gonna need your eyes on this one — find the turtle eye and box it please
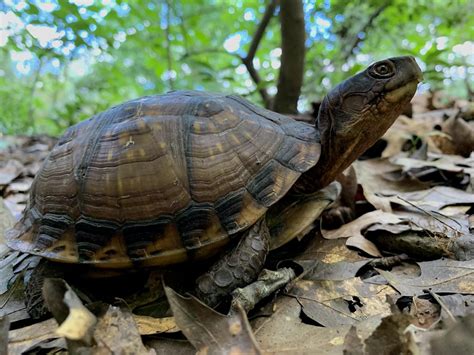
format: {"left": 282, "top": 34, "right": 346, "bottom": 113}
{"left": 369, "top": 61, "right": 395, "bottom": 79}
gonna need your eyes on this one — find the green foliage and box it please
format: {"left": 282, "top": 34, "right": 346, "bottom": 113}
{"left": 0, "top": 0, "right": 472, "bottom": 135}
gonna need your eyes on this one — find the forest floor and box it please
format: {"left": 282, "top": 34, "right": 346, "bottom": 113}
{"left": 1, "top": 92, "right": 474, "bottom": 354}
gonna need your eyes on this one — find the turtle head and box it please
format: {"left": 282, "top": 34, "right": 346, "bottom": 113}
{"left": 312, "top": 56, "right": 422, "bottom": 188}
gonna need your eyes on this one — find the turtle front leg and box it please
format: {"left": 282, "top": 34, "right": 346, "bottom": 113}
{"left": 322, "top": 167, "right": 357, "bottom": 229}
{"left": 195, "top": 218, "right": 270, "bottom": 308}
{"left": 25, "top": 259, "right": 65, "bottom": 319}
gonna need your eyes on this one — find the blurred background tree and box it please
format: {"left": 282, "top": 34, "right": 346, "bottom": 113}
{"left": 0, "top": 0, "right": 473, "bottom": 135}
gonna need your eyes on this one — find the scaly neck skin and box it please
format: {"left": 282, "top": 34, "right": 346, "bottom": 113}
{"left": 295, "top": 89, "right": 407, "bottom": 193}
{"left": 303, "top": 97, "right": 368, "bottom": 191}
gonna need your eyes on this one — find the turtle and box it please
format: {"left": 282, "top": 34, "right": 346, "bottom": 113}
{"left": 6, "top": 56, "right": 422, "bottom": 316}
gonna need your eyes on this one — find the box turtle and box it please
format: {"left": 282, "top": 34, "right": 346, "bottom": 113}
{"left": 6, "top": 56, "right": 422, "bottom": 315}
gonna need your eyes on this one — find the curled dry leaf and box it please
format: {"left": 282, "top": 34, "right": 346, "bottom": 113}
{"left": 42, "top": 278, "right": 96, "bottom": 344}
{"left": 322, "top": 210, "right": 403, "bottom": 257}
{"left": 442, "top": 114, "right": 474, "bottom": 157}
{"left": 164, "top": 286, "right": 261, "bottom": 355}
{"left": 56, "top": 289, "right": 96, "bottom": 342}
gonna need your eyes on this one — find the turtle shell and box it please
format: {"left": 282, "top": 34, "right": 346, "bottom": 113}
{"left": 6, "top": 91, "right": 320, "bottom": 268}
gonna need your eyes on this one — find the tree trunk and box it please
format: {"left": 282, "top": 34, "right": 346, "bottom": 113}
{"left": 273, "top": 0, "right": 305, "bottom": 114}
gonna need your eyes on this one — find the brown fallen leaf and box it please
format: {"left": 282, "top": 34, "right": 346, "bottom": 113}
{"left": 16, "top": 338, "right": 66, "bottom": 354}
{"left": 343, "top": 326, "right": 364, "bottom": 355}
{"left": 3, "top": 193, "right": 28, "bottom": 220}
{"left": 7, "top": 318, "right": 63, "bottom": 355}
{"left": 391, "top": 153, "right": 474, "bottom": 181}
{"left": 4, "top": 177, "right": 33, "bottom": 195}
{"left": 305, "top": 259, "right": 371, "bottom": 281}
{"left": 392, "top": 208, "right": 471, "bottom": 238}
{"left": 437, "top": 294, "right": 474, "bottom": 318}
{"left": 295, "top": 231, "right": 367, "bottom": 265}
{"left": 164, "top": 286, "right": 261, "bottom": 354}
{"left": 353, "top": 158, "right": 429, "bottom": 212}
{"left": 289, "top": 277, "right": 396, "bottom": 327}
{"left": 381, "top": 115, "right": 439, "bottom": 157}
{"left": 378, "top": 258, "right": 474, "bottom": 296}
{"left": 430, "top": 314, "right": 474, "bottom": 355}
{"left": 364, "top": 313, "right": 414, "bottom": 355}
{"left": 0, "top": 276, "right": 30, "bottom": 323}
{"left": 409, "top": 296, "right": 441, "bottom": 329}
{"left": 410, "top": 92, "right": 431, "bottom": 114}
{"left": 92, "top": 304, "right": 154, "bottom": 354}
{"left": 442, "top": 114, "right": 474, "bottom": 157}
{"left": 144, "top": 337, "right": 195, "bottom": 354}
{"left": 0, "top": 316, "right": 8, "bottom": 355}
{"left": 0, "top": 261, "right": 13, "bottom": 295}
{"left": 322, "top": 210, "right": 403, "bottom": 257}
{"left": 380, "top": 186, "right": 474, "bottom": 211}
{"left": 0, "top": 198, "right": 15, "bottom": 257}
{"left": 365, "top": 210, "right": 473, "bottom": 261}
{"left": 43, "top": 279, "right": 154, "bottom": 353}
{"left": 414, "top": 107, "right": 458, "bottom": 122}
{"left": 0, "top": 160, "right": 24, "bottom": 186}
{"left": 253, "top": 296, "right": 353, "bottom": 354}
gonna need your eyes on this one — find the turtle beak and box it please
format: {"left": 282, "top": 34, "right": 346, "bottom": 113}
{"left": 408, "top": 56, "right": 424, "bottom": 83}
{"left": 399, "top": 55, "right": 423, "bottom": 84}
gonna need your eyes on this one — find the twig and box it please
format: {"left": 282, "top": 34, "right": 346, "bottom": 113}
{"left": 396, "top": 195, "right": 462, "bottom": 236}
{"left": 181, "top": 48, "right": 238, "bottom": 60}
{"left": 241, "top": 0, "right": 278, "bottom": 107}
{"left": 180, "top": 1, "right": 277, "bottom": 107}
{"left": 426, "top": 290, "right": 457, "bottom": 324}
{"left": 341, "top": 2, "right": 389, "bottom": 62}
{"left": 170, "top": 1, "right": 189, "bottom": 53}
{"left": 246, "top": 0, "right": 277, "bottom": 62}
